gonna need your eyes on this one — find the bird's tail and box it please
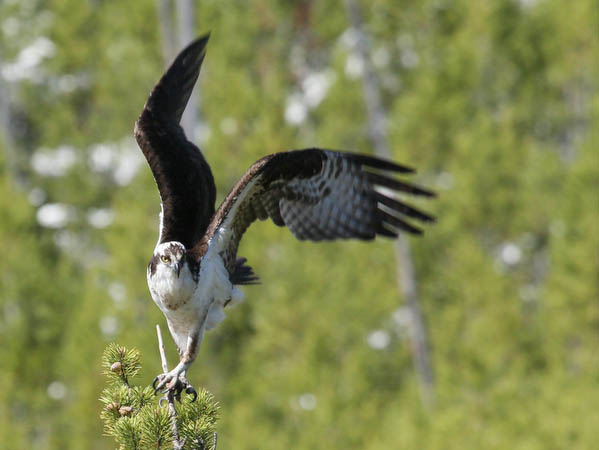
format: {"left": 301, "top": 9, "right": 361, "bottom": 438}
{"left": 230, "top": 257, "right": 260, "bottom": 285}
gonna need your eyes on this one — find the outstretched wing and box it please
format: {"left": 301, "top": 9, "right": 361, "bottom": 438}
{"left": 192, "top": 149, "right": 435, "bottom": 275}
{"left": 134, "top": 34, "right": 216, "bottom": 250}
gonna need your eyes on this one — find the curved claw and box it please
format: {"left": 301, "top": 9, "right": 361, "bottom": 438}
{"left": 153, "top": 375, "right": 169, "bottom": 395}
{"left": 185, "top": 386, "right": 198, "bottom": 402}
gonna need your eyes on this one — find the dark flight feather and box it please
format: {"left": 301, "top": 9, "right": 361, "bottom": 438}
{"left": 199, "top": 149, "right": 435, "bottom": 274}
{"left": 134, "top": 34, "right": 216, "bottom": 249}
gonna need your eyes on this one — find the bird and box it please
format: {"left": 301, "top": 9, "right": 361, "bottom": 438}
{"left": 134, "top": 33, "right": 436, "bottom": 400}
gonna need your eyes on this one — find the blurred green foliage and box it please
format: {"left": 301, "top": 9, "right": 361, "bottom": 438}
{"left": 0, "top": 0, "right": 596, "bottom": 449}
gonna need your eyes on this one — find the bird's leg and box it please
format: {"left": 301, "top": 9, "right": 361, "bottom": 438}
{"left": 153, "top": 325, "right": 205, "bottom": 401}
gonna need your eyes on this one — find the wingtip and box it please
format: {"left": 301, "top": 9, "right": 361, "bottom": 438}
{"left": 179, "top": 33, "right": 210, "bottom": 64}
{"left": 188, "top": 32, "right": 211, "bottom": 52}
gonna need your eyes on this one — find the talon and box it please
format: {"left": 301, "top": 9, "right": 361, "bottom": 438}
{"left": 186, "top": 386, "right": 198, "bottom": 402}
{"left": 153, "top": 375, "right": 169, "bottom": 395}
{"left": 151, "top": 369, "right": 196, "bottom": 400}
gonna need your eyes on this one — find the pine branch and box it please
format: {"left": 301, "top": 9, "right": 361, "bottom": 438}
{"left": 99, "top": 341, "right": 219, "bottom": 449}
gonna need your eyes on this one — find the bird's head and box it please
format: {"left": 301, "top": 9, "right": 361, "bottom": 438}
{"left": 148, "top": 241, "right": 197, "bottom": 308}
{"left": 151, "top": 241, "right": 187, "bottom": 278}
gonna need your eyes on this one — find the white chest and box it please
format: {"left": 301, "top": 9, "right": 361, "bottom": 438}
{"left": 147, "top": 250, "right": 240, "bottom": 336}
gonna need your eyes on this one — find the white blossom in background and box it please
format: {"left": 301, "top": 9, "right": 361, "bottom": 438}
{"left": 114, "top": 139, "right": 144, "bottom": 186}
{"left": 392, "top": 306, "right": 413, "bottom": 340}
{"left": 99, "top": 316, "right": 119, "bottom": 338}
{"left": 87, "top": 208, "right": 114, "bottom": 229}
{"left": 338, "top": 27, "right": 359, "bottom": 49}
{"left": 1, "top": 36, "right": 56, "bottom": 82}
{"left": 396, "top": 33, "right": 420, "bottom": 69}
{"left": 284, "top": 93, "right": 308, "bottom": 125}
{"left": 2, "top": 17, "right": 20, "bottom": 37}
{"left": 519, "top": 0, "right": 539, "bottom": 9}
{"left": 499, "top": 242, "right": 522, "bottom": 266}
{"left": 195, "top": 122, "right": 212, "bottom": 144}
{"left": 36, "top": 203, "right": 73, "bottom": 228}
{"left": 28, "top": 187, "right": 46, "bottom": 206}
{"left": 220, "top": 117, "right": 238, "bottom": 135}
{"left": 31, "top": 145, "right": 77, "bottom": 177}
{"left": 372, "top": 46, "right": 391, "bottom": 68}
{"left": 88, "top": 138, "right": 144, "bottom": 186}
{"left": 301, "top": 70, "right": 336, "bottom": 108}
{"left": 400, "top": 48, "right": 420, "bottom": 69}
{"left": 344, "top": 53, "right": 364, "bottom": 79}
{"left": 298, "top": 393, "right": 317, "bottom": 411}
{"left": 367, "top": 329, "right": 391, "bottom": 350}
{"left": 47, "top": 381, "right": 67, "bottom": 400}
{"left": 284, "top": 70, "right": 336, "bottom": 126}
{"left": 108, "top": 282, "right": 127, "bottom": 309}
{"left": 3, "top": 301, "right": 21, "bottom": 326}
{"left": 436, "top": 171, "right": 455, "bottom": 190}
{"left": 89, "top": 143, "right": 117, "bottom": 172}
{"left": 49, "top": 73, "right": 90, "bottom": 94}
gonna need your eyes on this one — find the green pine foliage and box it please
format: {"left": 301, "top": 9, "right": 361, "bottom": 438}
{"left": 99, "top": 344, "right": 219, "bottom": 450}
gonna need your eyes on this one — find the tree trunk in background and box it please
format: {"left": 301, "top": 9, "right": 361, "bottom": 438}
{"left": 156, "top": 0, "right": 176, "bottom": 65}
{"left": 345, "top": 0, "right": 435, "bottom": 408}
{"left": 0, "top": 52, "right": 22, "bottom": 185}
{"left": 156, "top": 0, "right": 199, "bottom": 139}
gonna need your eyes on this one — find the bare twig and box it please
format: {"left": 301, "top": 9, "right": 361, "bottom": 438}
{"left": 156, "top": 324, "right": 185, "bottom": 449}
{"left": 156, "top": 324, "right": 170, "bottom": 373}
{"left": 345, "top": 0, "right": 435, "bottom": 408}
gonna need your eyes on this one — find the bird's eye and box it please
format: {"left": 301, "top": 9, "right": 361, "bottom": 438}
{"left": 161, "top": 255, "right": 171, "bottom": 263}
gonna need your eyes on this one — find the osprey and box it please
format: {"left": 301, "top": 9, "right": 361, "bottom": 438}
{"left": 134, "top": 34, "right": 435, "bottom": 399}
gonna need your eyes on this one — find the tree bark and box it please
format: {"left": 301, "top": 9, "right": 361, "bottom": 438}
{"left": 156, "top": 0, "right": 176, "bottom": 65}
{"left": 156, "top": 0, "right": 199, "bottom": 140}
{"left": 0, "top": 51, "right": 20, "bottom": 184}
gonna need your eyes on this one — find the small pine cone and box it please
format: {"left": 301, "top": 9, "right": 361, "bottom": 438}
{"left": 119, "top": 406, "right": 133, "bottom": 417}
{"left": 106, "top": 402, "right": 119, "bottom": 412}
{"left": 110, "top": 361, "right": 123, "bottom": 374}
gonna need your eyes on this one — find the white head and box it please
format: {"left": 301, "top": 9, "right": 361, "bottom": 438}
{"left": 150, "top": 241, "right": 187, "bottom": 277}
{"left": 147, "top": 241, "right": 197, "bottom": 308}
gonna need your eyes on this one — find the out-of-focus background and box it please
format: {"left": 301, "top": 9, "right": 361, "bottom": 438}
{"left": 0, "top": 0, "right": 596, "bottom": 448}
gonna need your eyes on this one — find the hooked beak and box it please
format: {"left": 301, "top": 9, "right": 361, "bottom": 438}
{"left": 174, "top": 262, "right": 181, "bottom": 277}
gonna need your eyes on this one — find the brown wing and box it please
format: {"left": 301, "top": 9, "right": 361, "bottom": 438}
{"left": 134, "top": 34, "right": 216, "bottom": 249}
{"left": 192, "top": 149, "right": 435, "bottom": 275}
